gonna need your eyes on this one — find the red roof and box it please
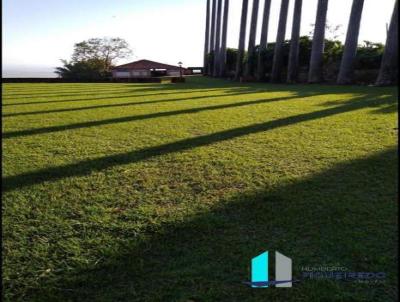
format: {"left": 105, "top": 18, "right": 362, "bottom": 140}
{"left": 113, "top": 59, "right": 184, "bottom": 70}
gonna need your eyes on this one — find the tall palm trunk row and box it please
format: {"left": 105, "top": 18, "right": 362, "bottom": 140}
{"left": 256, "top": 0, "right": 272, "bottom": 81}
{"left": 244, "top": 0, "right": 260, "bottom": 77}
{"left": 203, "top": 0, "right": 398, "bottom": 85}
{"left": 337, "top": 0, "right": 364, "bottom": 84}
{"left": 213, "top": 0, "right": 223, "bottom": 76}
{"left": 376, "top": 0, "right": 398, "bottom": 86}
{"left": 219, "top": 0, "right": 230, "bottom": 77}
{"left": 287, "top": 0, "right": 303, "bottom": 83}
{"left": 203, "top": 0, "right": 211, "bottom": 75}
{"left": 270, "top": 0, "right": 290, "bottom": 83}
{"left": 234, "top": 0, "right": 249, "bottom": 80}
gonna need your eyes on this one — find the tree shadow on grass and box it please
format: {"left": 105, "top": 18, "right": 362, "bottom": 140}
{"left": 25, "top": 147, "right": 398, "bottom": 301}
{"left": 2, "top": 83, "right": 175, "bottom": 97}
{"left": 2, "top": 88, "right": 227, "bottom": 107}
{"left": 3, "top": 94, "right": 396, "bottom": 192}
{"left": 4, "top": 85, "right": 396, "bottom": 137}
{"left": 3, "top": 81, "right": 294, "bottom": 107}
{"left": 4, "top": 76, "right": 391, "bottom": 106}
{"left": 3, "top": 87, "right": 157, "bottom": 99}
{"left": 3, "top": 86, "right": 306, "bottom": 118}
{"left": 2, "top": 93, "right": 305, "bottom": 138}
{"left": 370, "top": 103, "right": 398, "bottom": 115}
{"left": 319, "top": 92, "right": 398, "bottom": 115}
{"left": 3, "top": 77, "right": 262, "bottom": 103}
{"left": 2, "top": 89, "right": 299, "bottom": 117}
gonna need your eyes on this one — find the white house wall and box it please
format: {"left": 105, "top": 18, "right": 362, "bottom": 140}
{"left": 167, "top": 71, "right": 180, "bottom": 76}
{"left": 114, "top": 71, "right": 130, "bottom": 78}
{"left": 130, "top": 70, "right": 151, "bottom": 77}
{"left": 113, "top": 69, "right": 182, "bottom": 78}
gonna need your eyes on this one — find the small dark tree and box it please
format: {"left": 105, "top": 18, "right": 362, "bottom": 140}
{"left": 226, "top": 48, "right": 238, "bottom": 73}
{"left": 354, "top": 41, "right": 384, "bottom": 69}
{"left": 55, "top": 59, "right": 110, "bottom": 80}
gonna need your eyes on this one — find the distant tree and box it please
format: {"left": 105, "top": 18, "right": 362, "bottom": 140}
{"left": 354, "top": 41, "right": 384, "bottom": 69}
{"left": 298, "top": 36, "right": 313, "bottom": 67}
{"left": 323, "top": 39, "right": 343, "bottom": 80}
{"left": 55, "top": 37, "right": 132, "bottom": 79}
{"left": 309, "top": 21, "right": 343, "bottom": 41}
{"left": 226, "top": 48, "right": 239, "bottom": 73}
{"left": 71, "top": 37, "right": 132, "bottom": 71}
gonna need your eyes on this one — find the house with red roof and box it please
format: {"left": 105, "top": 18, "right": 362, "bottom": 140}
{"left": 112, "top": 59, "right": 189, "bottom": 78}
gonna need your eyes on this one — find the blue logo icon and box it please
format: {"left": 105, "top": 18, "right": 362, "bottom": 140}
{"left": 245, "top": 251, "right": 294, "bottom": 288}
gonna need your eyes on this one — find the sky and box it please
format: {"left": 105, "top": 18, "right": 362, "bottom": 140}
{"left": 2, "top": 0, "right": 396, "bottom": 77}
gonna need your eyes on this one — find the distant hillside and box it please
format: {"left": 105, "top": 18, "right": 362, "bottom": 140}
{"left": 2, "top": 65, "right": 57, "bottom": 78}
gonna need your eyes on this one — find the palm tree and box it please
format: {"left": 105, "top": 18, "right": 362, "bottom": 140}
{"left": 376, "top": 0, "right": 398, "bottom": 86}
{"left": 235, "top": 0, "right": 249, "bottom": 80}
{"left": 270, "top": 0, "right": 290, "bottom": 82}
{"left": 213, "top": 0, "right": 223, "bottom": 76}
{"left": 256, "top": 0, "right": 272, "bottom": 81}
{"left": 219, "top": 0, "right": 230, "bottom": 77}
{"left": 287, "top": 0, "right": 303, "bottom": 83}
{"left": 204, "top": 0, "right": 211, "bottom": 75}
{"left": 244, "top": 0, "right": 260, "bottom": 77}
{"left": 308, "top": 0, "right": 329, "bottom": 83}
{"left": 209, "top": 0, "right": 217, "bottom": 75}
{"left": 337, "top": 0, "right": 364, "bottom": 84}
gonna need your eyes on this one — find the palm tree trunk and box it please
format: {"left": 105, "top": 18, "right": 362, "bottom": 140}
{"left": 219, "top": 0, "right": 230, "bottom": 77}
{"left": 270, "top": 0, "right": 290, "bottom": 83}
{"left": 244, "top": 0, "right": 260, "bottom": 77}
{"left": 287, "top": 0, "right": 303, "bottom": 83}
{"left": 204, "top": 0, "right": 211, "bottom": 75}
{"left": 256, "top": 0, "right": 272, "bottom": 81}
{"left": 308, "top": 0, "right": 329, "bottom": 83}
{"left": 235, "top": 0, "right": 249, "bottom": 81}
{"left": 376, "top": 0, "right": 398, "bottom": 86}
{"left": 213, "top": 0, "right": 223, "bottom": 76}
{"left": 209, "top": 0, "right": 217, "bottom": 75}
{"left": 337, "top": 0, "right": 364, "bottom": 84}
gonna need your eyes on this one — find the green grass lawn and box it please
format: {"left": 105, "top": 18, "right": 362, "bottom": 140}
{"left": 2, "top": 77, "right": 398, "bottom": 301}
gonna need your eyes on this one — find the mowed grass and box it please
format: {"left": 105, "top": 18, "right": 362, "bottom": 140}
{"left": 2, "top": 77, "right": 398, "bottom": 301}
